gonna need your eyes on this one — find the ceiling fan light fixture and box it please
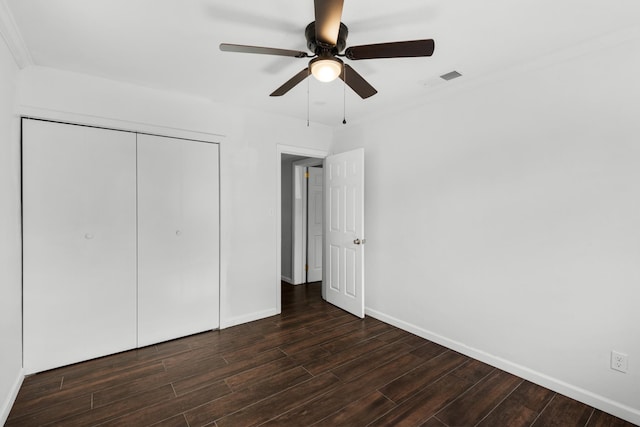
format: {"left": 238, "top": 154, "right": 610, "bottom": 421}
{"left": 310, "top": 56, "right": 343, "bottom": 82}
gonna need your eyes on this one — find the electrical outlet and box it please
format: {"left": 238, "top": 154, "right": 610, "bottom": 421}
{"left": 611, "top": 351, "right": 628, "bottom": 373}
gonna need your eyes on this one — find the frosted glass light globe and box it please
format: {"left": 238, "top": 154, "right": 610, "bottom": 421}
{"left": 310, "top": 57, "right": 343, "bottom": 82}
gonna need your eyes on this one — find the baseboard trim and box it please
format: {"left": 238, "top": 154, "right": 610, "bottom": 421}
{"left": 365, "top": 307, "right": 640, "bottom": 426}
{"left": 281, "top": 276, "right": 293, "bottom": 284}
{"left": 220, "top": 308, "right": 279, "bottom": 330}
{"left": 0, "top": 368, "right": 24, "bottom": 425}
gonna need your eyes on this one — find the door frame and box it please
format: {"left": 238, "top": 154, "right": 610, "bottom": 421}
{"left": 276, "top": 145, "right": 328, "bottom": 314}
{"left": 292, "top": 158, "right": 323, "bottom": 285}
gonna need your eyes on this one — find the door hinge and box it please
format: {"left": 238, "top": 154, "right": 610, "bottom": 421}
{"left": 304, "top": 171, "right": 310, "bottom": 179}
{"left": 305, "top": 264, "right": 309, "bottom": 271}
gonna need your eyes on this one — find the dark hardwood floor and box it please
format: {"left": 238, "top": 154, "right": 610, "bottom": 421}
{"left": 7, "top": 282, "right": 637, "bottom": 426}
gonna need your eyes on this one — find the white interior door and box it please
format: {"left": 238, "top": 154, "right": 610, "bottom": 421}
{"left": 137, "top": 134, "right": 220, "bottom": 347}
{"left": 23, "top": 119, "right": 137, "bottom": 374}
{"left": 307, "top": 166, "right": 323, "bottom": 282}
{"left": 324, "top": 148, "right": 365, "bottom": 318}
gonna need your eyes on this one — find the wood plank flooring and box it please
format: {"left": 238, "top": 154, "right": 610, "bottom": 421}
{"left": 7, "top": 282, "right": 637, "bottom": 426}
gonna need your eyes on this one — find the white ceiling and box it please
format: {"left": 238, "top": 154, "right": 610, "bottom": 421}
{"left": 4, "top": 0, "right": 640, "bottom": 127}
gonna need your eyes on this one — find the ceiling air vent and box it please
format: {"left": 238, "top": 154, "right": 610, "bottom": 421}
{"left": 440, "top": 71, "right": 462, "bottom": 81}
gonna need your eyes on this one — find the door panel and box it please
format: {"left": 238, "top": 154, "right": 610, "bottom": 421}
{"left": 306, "top": 166, "right": 323, "bottom": 282}
{"left": 23, "top": 119, "right": 137, "bottom": 374}
{"left": 330, "top": 245, "right": 340, "bottom": 290}
{"left": 330, "top": 187, "right": 341, "bottom": 231}
{"left": 324, "top": 148, "right": 365, "bottom": 318}
{"left": 137, "top": 134, "right": 220, "bottom": 347}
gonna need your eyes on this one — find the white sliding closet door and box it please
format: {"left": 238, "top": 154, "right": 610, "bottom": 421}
{"left": 137, "top": 134, "right": 220, "bottom": 346}
{"left": 23, "top": 119, "right": 137, "bottom": 374}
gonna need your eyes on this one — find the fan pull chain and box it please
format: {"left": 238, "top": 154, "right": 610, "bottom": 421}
{"left": 307, "top": 69, "right": 310, "bottom": 127}
{"left": 342, "top": 66, "right": 347, "bottom": 125}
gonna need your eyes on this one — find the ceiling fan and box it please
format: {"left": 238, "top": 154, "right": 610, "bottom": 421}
{"left": 220, "top": 0, "right": 435, "bottom": 99}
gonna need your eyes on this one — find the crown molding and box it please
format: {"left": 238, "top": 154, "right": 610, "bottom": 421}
{"left": 0, "top": 0, "right": 33, "bottom": 68}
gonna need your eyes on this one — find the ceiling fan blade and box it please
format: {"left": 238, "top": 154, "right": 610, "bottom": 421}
{"left": 270, "top": 68, "right": 310, "bottom": 96}
{"left": 314, "top": 0, "right": 344, "bottom": 46}
{"left": 345, "top": 39, "right": 435, "bottom": 60}
{"left": 340, "top": 65, "right": 377, "bottom": 99}
{"left": 220, "top": 43, "right": 309, "bottom": 58}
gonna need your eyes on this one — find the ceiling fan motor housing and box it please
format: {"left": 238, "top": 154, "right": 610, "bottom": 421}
{"left": 305, "top": 21, "right": 348, "bottom": 55}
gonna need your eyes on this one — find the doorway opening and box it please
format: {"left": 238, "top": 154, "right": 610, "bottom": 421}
{"left": 276, "top": 145, "right": 328, "bottom": 314}
{"left": 281, "top": 155, "right": 324, "bottom": 285}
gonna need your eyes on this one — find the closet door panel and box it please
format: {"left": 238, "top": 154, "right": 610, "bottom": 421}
{"left": 137, "top": 134, "right": 220, "bottom": 346}
{"left": 23, "top": 119, "right": 137, "bottom": 374}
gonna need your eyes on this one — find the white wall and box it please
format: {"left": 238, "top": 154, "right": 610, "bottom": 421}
{"left": 0, "top": 35, "right": 23, "bottom": 424}
{"left": 16, "top": 66, "right": 332, "bottom": 330}
{"left": 333, "top": 36, "right": 640, "bottom": 423}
